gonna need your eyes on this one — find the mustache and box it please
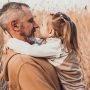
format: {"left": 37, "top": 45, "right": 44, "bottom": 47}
{"left": 27, "top": 27, "right": 36, "bottom": 44}
{"left": 30, "top": 27, "right": 36, "bottom": 37}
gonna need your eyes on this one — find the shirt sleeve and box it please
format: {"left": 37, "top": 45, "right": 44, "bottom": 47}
{"left": 6, "top": 38, "right": 63, "bottom": 57}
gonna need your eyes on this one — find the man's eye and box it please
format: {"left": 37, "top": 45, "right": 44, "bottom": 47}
{"left": 28, "top": 18, "right": 34, "bottom": 23}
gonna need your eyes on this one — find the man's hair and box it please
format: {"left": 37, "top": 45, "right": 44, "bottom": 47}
{"left": 0, "top": 2, "right": 29, "bottom": 31}
{"left": 0, "top": 2, "right": 29, "bottom": 15}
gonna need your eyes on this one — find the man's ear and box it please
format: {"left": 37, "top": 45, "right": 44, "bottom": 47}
{"left": 11, "top": 20, "right": 21, "bottom": 31}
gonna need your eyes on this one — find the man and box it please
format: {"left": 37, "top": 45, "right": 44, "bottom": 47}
{"left": 0, "top": 2, "right": 60, "bottom": 90}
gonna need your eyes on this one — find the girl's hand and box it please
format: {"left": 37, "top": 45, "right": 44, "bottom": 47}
{"left": 3, "top": 30, "right": 12, "bottom": 44}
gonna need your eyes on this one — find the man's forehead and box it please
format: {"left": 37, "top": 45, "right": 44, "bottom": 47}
{"left": 22, "top": 6, "right": 32, "bottom": 14}
{"left": 23, "top": 7, "right": 33, "bottom": 19}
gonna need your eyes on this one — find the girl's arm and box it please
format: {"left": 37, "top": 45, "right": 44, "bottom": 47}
{"left": 6, "top": 38, "right": 62, "bottom": 57}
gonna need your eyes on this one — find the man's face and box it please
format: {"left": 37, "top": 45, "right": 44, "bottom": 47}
{"left": 20, "top": 6, "right": 38, "bottom": 38}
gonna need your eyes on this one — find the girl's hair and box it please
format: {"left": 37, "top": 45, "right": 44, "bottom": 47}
{"left": 51, "top": 12, "right": 79, "bottom": 53}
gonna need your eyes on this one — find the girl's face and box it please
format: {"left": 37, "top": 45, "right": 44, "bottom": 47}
{"left": 52, "top": 14, "right": 66, "bottom": 38}
{"left": 39, "top": 13, "right": 54, "bottom": 39}
{"left": 35, "top": 13, "right": 67, "bottom": 39}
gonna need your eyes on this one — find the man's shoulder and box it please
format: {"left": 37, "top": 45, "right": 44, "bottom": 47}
{"left": 2, "top": 49, "right": 35, "bottom": 68}
{"left": 6, "top": 49, "right": 34, "bottom": 63}
{"left": 4, "top": 49, "right": 37, "bottom": 75}
{"left": 2, "top": 49, "right": 52, "bottom": 73}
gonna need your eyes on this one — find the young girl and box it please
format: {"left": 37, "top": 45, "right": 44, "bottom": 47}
{"left": 5, "top": 12, "right": 86, "bottom": 90}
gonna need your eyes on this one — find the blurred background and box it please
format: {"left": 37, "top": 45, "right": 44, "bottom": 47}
{"left": 0, "top": 0, "right": 90, "bottom": 11}
{"left": 0, "top": 0, "right": 90, "bottom": 89}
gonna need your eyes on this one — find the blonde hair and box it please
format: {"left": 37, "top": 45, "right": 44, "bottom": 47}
{"left": 51, "top": 12, "right": 79, "bottom": 53}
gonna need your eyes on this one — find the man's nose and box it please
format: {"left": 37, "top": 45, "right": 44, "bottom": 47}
{"left": 33, "top": 22, "right": 39, "bottom": 28}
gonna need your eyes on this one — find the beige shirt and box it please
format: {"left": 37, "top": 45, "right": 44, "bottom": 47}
{"left": 1, "top": 49, "right": 61, "bottom": 90}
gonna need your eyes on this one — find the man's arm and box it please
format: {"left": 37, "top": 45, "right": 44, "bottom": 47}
{"left": 6, "top": 38, "right": 62, "bottom": 57}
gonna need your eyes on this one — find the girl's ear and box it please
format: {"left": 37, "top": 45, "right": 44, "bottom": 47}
{"left": 11, "top": 20, "right": 21, "bottom": 32}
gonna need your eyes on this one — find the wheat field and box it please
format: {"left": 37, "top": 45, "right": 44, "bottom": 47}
{"left": 0, "top": 8, "right": 90, "bottom": 89}
{"left": 67, "top": 9, "right": 90, "bottom": 88}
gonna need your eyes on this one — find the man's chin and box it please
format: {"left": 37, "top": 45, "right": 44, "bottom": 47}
{"left": 27, "top": 36, "right": 36, "bottom": 44}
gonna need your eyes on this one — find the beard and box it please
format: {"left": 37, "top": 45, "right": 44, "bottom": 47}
{"left": 20, "top": 27, "right": 36, "bottom": 44}
{"left": 20, "top": 27, "right": 36, "bottom": 37}
{"left": 30, "top": 27, "right": 36, "bottom": 37}
{"left": 28, "top": 27, "right": 36, "bottom": 44}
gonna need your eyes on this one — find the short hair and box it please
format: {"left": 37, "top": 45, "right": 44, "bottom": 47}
{"left": 0, "top": 2, "right": 29, "bottom": 16}
{"left": 0, "top": 2, "right": 30, "bottom": 31}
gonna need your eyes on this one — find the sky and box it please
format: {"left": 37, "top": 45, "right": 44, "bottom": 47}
{"left": 0, "top": 0, "right": 90, "bottom": 12}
